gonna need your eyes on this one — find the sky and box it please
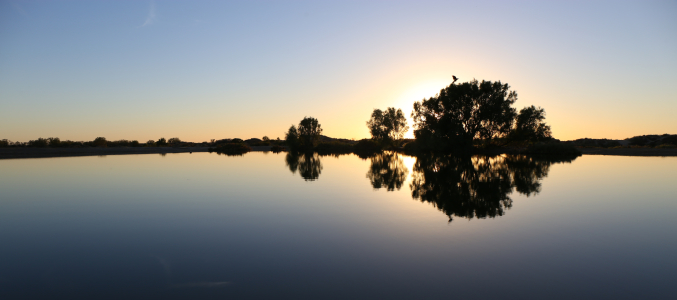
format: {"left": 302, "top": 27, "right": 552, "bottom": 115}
{"left": 1, "top": 0, "right": 675, "bottom": 142}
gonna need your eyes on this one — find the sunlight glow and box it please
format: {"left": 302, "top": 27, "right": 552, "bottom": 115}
{"left": 393, "top": 79, "right": 451, "bottom": 139}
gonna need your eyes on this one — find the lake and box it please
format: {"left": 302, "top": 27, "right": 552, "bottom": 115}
{"left": 1, "top": 152, "right": 675, "bottom": 299}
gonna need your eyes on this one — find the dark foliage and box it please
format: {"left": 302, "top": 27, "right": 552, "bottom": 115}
{"left": 209, "top": 143, "right": 252, "bottom": 155}
{"left": 353, "top": 139, "right": 382, "bottom": 156}
{"left": 410, "top": 154, "right": 577, "bottom": 221}
{"left": 27, "top": 138, "right": 49, "bottom": 147}
{"left": 366, "top": 152, "right": 409, "bottom": 191}
{"left": 298, "top": 117, "right": 323, "bottom": 150}
{"left": 285, "top": 152, "right": 322, "bottom": 181}
{"left": 568, "top": 138, "right": 621, "bottom": 148}
{"left": 510, "top": 106, "right": 552, "bottom": 142}
{"left": 168, "top": 137, "right": 181, "bottom": 146}
{"left": 523, "top": 142, "right": 581, "bottom": 156}
{"left": 412, "top": 79, "right": 517, "bottom": 151}
{"left": 285, "top": 125, "right": 299, "bottom": 150}
{"left": 271, "top": 145, "right": 286, "bottom": 153}
{"left": 628, "top": 134, "right": 677, "bottom": 147}
{"left": 315, "top": 141, "right": 354, "bottom": 155}
{"left": 367, "top": 107, "right": 408, "bottom": 145}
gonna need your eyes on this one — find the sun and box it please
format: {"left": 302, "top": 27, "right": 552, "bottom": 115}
{"left": 392, "top": 79, "right": 451, "bottom": 138}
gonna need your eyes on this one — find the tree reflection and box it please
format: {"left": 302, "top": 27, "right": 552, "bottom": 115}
{"left": 286, "top": 152, "right": 323, "bottom": 181}
{"left": 367, "top": 152, "right": 409, "bottom": 191}
{"left": 410, "top": 154, "right": 577, "bottom": 221}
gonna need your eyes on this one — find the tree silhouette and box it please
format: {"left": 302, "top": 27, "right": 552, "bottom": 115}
{"left": 367, "top": 107, "right": 408, "bottom": 145}
{"left": 286, "top": 152, "right": 323, "bottom": 181}
{"left": 409, "top": 154, "right": 577, "bottom": 221}
{"left": 510, "top": 106, "right": 552, "bottom": 142}
{"left": 285, "top": 125, "right": 299, "bottom": 150}
{"left": 297, "top": 117, "right": 322, "bottom": 150}
{"left": 411, "top": 79, "right": 517, "bottom": 151}
{"left": 366, "top": 152, "right": 409, "bottom": 191}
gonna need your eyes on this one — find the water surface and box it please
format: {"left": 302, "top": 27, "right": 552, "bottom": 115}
{"left": 0, "top": 152, "right": 675, "bottom": 299}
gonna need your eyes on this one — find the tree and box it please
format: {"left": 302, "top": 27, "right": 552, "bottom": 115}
{"left": 48, "top": 137, "right": 61, "bottom": 147}
{"left": 510, "top": 106, "right": 552, "bottom": 142}
{"left": 367, "top": 107, "right": 408, "bottom": 145}
{"left": 156, "top": 137, "right": 167, "bottom": 146}
{"left": 411, "top": 79, "right": 517, "bottom": 151}
{"left": 92, "top": 137, "right": 107, "bottom": 147}
{"left": 285, "top": 125, "right": 299, "bottom": 150}
{"left": 366, "top": 152, "right": 409, "bottom": 191}
{"left": 297, "top": 117, "right": 322, "bottom": 150}
{"left": 168, "top": 137, "right": 181, "bottom": 146}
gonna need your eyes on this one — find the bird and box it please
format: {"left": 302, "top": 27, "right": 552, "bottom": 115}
{"left": 452, "top": 75, "right": 458, "bottom": 81}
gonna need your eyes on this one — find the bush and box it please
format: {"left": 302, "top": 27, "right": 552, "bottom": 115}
{"left": 523, "top": 142, "right": 581, "bottom": 156}
{"left": 315, "top": 141, "right": 354, "bottom": 155}
{"left": 28, "top": 138, "right": 49, "bottom": 147}
{"left": 271, "top": 145, "right": 286, "bottom": 153}
{"left": 92, "top": 137, "right": 107, "bottom": 147}
{"left": 354, "top": 139, "right": 382, "bottom": 155}
{"left": 168, "top": 137, "right": 181, "bottom": 146}
{"left": 209, "top": 143, "right": 251, "bottom": 155}
{"left": 661, "top": 135, "right": 677, "bottom": 145}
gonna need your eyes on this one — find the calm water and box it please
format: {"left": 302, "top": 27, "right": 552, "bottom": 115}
{"left": 0, "top": 152, "right": 675, "bottom": 299}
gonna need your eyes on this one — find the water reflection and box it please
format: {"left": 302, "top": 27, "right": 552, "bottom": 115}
{"left": 286, "top": 152, "right": 323, "bottom": 181}
{"left": 410, "top": 154, "right": 577, "bottom": 221}
{"left": 367, "top": 152, "right": 409, "bottom": 191}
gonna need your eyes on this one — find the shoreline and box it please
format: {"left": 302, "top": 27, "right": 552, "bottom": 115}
{"left": 577, "top": 147, "right": 677, "bottom": 157}
{"left": 0, "top": 147, "right": 212, "bottom": 160}
{"left": 1, "top": 146, "right": 676, "bottom": 160}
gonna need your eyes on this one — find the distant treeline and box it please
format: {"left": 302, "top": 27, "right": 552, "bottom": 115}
{"left": 281, "top": 78, "right": 580, "bottom": 156}
{"left": 567, "top": 134, "right": 677, "bottom": 148}
{"left": 0, "top": 137, "right": 245, "bottom": 148}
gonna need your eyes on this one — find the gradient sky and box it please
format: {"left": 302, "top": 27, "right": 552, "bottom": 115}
{"left": 1, "top": 0, "right": 675, "bottom": 142}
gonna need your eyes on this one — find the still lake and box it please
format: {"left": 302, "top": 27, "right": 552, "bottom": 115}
{"left": 1, "top": 152, "right": 675, "bottom": 299}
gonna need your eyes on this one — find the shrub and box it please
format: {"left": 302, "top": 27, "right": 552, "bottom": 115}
{"left": 354, "top": 139, "right": 382, "bottom": 155}
{"left": 523, "top": 142, "right": 581, "bottom": 156}
{"left": 28, "top": 138, "right": 49, "bottom": 147}
{"left": 209, "top": 143, "right": 251, "bottom": 155}
{"left": 315, "top": 141, "right": 353, "bottom": 155}
{"left": 48, "top": 137, "right": 61, "bottom": 147}
{"left": 168, "top": 137, "right": 181, "bottom": 146}
{"left": 271, "top": 145, "right": 286, "bottom": 153}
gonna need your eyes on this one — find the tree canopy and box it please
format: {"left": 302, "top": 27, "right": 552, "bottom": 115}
{"left": 510, "top": 106, "right": 552, "bottom": 142}
{"left": 367, "top": 107, "right": 408, "bottom": 145}
{"left": 297, "top": 117, "right": 322, "bottom": 149}
{"left": 411, "top": 79, "right": 517, "bottom": 151}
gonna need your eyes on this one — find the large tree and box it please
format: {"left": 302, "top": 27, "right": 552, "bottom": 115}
{"left": 297, "top": 116, "right": 322, "bottom": 149}
{"left": 367, "top": 107, "right": 408, "bottom": 145}
{"left": 411, "top": 79, "right": 517, "bottom": 151}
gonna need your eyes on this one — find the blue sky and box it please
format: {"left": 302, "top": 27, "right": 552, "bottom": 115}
{"left": 1, "top": 0, "right": 675, "bottom": 142}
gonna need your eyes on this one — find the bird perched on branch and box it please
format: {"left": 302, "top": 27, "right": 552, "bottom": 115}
{"left": 452, "top": 75, "right": 458, "bottom": 84}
